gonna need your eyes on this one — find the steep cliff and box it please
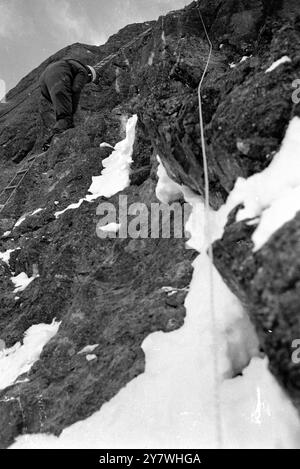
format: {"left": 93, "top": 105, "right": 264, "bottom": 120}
{"left": 0, "top": 0, "right": 300, "bottom": 449}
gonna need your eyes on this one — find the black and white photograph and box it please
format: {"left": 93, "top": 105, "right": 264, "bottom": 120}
{"left": 0, "top": 0, "right": 300, "bottom": 455}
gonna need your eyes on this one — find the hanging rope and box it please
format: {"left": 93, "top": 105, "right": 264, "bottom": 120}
{"left": 196, "top": 0, "right": 223, "bottom": 449}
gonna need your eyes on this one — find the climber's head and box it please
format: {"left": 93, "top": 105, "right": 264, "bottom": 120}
{"left": 87, "top": 65, "right": 97, "bottom": 83}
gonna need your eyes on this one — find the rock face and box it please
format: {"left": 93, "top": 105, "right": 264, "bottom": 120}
{"left": 0, "top": 0, "right": 300, "bottom": 447}
{"left": 213, "top": 211, "right": 300, "bottom": 414}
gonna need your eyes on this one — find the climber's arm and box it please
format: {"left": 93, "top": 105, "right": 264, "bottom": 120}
{"left": 72, "top": 70, "right": 89, "bottom": 113}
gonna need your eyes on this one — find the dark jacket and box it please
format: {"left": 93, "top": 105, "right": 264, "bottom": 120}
{"left": 40, "top": 59, "right": 91, "bottom": 128}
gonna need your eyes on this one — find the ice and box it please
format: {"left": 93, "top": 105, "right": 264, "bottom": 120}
{"left": 0, "top": 320, "right": 60, "bottom": 391}
{"left": 266, "top": 56, "right": 291, "bottom": 73}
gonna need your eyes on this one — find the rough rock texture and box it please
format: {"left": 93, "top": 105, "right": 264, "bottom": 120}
{"left": 0, "top": 0, "right": 300, "bottom": 447}
{"left": 213, "top": 211, "right": 300, "bottom": 413}
{"left": 142, "top": 0, "right": 300, "bottom": 208}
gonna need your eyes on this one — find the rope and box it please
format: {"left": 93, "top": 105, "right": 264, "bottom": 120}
{"left": 1, "top": 28, "right": 153, "bottom": 120}
{"left": 196, "top": 1, "right": 223, "bottom": 449}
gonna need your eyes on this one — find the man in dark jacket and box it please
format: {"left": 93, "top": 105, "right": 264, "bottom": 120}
{"left": 39, "top": 58, "right": 97, "bottom": 148}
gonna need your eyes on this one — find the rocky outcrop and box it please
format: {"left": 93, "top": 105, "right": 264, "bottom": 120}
{"left": 213, "top": 210, "right": 300, "bottom": 414}
{"left": 142, "top": 0, "right": 300, "bottom": 208}
{"left": 0, "top": 0, "right": 300, "bottom": 447}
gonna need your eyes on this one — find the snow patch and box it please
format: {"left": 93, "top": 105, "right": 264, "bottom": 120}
{"left": 12, "top": 157, "right": 300, "bottom": 449}
{"left": 2, "top": 231, "right": 11, "bottom": 237}
{"left": 0, "top": 248, "right": 19, "bottom": 266}
{"left": 31, "top": 208, "right": 43, "bottom": 216}
{"left": 148, "top": 51, "right": 155, "bottom": 66}
{"left": 11, "top": 272, "right": 38, "bottom": 293}
{"left": 180, "top": 116, "right": 300, "bottom": 252}
{"left": 156, "top": 156, "right": 182, "bottom": 204}
{"left": 266, "top": 56, "right": 291, "bottom": 73}
{"left": 227, "top": 117, "right": 300, "bottom": 250}
{"left": 230, "top": 55, "right": 251, "bottom": 68}
{"left": 14, "top": 208, "right": 43, "bottom": 228}
{"left": 78, "top": 344, "right": 99, "bottom": 355}
{"left": 55, "top": 115, "right": 138, "bottom": 218}
{"left": 14, "top": 215, "right": 27, "bottom": 228}
{"left": 11, "top": 253, "right": 299, "bottom": 449}
{"left": 0, "top": 320, "right": 60, "bottom": 391}
{"left": 86, "top": 355, "right": 97, "bottom": 362}
{"left": 88, "top": 114, "right": 137, "bottom": 198}
{"left": 55, "top": 199, "right": 85, "bottom": 218}
{"left": 99, "top": 223, "right": 121, "bottom": 233}
{"left": 100, "top": 142, "right": 114, "bottom": 149}
{"left": 10, "top": 119, "right": 300, "bottom": 449}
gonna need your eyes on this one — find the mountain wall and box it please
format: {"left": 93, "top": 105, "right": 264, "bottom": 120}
{"left": 0, "top": 0, "right": 300, "bottom": 448}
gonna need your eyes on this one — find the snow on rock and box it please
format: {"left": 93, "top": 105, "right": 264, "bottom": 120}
{"left": 14, "top": 215, "right": 27, "bottom": 228}
{"left": 100, "top": 142, "right": 114, "bottom": 149}
{"left": 11, "top": 272, "right": 38, "bottom": 293}
{"left": 31, "top": 208, "right": 43, "bottom": 216}
{"left": 55, "top": 115, "right": 138, "bottom": 218}
{"left": 11, "top": 252, "right": 300, "bottom": 449}
{"left": 0, "top": 248, "right": 19, "bottom": 266}
{"left": 88, "top": 115, "right": 137, "bottom": 198}
{"left": 230, "top": 56, "right": 251, "bottom": 68}
{"left": 78, "top": 344, "right": 99, "bottom": 355}
{"left": 55, "top": 199, "right": 85, "bottom": 218}
{"left": 2, "top": 231, "right": 11, "bottom": 238}
{"left": 148, "top": 51, "right": 155, "bottom": 66}
{"left": 0, "top": 320, "right": 60, "bottom": 391}
{"left": 226, "top": 117, "right": 300, "bottom": 250}
{"left": 86, "top": 355, "right": 97, "bottom": 362}
{"left": 156, "top": 156, "right": 183, "bottom": 204}
{"left": 99, "top": 223, "right": 121, "bottom": 233}
{"left": 266, "top": 56, "right": 291, "bottom": 73}
{"left": 11, "top": 158, "right": 300, "bottom": 449}
{"left": 14, "top": 208, "right": 43, "bottom": 228}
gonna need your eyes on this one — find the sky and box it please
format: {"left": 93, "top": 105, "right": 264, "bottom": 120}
{"left": 0, "top": 0, "right": 189, "bottom": 99}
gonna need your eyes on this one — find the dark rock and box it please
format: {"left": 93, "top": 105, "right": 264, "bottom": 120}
{"left": 0, "top": 0, "right": 300, "bottom": 447}
{"left": 213, "top": 211, "right": 300, "bottom": 412}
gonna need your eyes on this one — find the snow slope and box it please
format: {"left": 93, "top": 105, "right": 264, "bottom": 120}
{"left": 11, "top": 126, "right": 300, "bottom": 448}
{"left": 0, "top": 321, "right": 60, "bottom": 391}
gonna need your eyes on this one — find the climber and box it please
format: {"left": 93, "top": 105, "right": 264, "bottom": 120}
{"left": 39, "top": 58, "right": 97, "bottom": 150}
